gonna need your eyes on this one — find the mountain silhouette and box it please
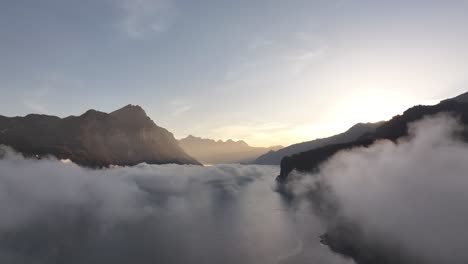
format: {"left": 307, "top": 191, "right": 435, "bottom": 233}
{"left": 441, "top": 90, "right": 468, "bottom": 103}
{"left": 179, "top": 135, "right": 282, "bottom": 164}
{"left": 277, "top": 97, "right": 468, "bottom": 181}
{"left": 253, "top": 122, "right": 381, "bottom": 165}
{"left": 0, "top": 104, "right": 201, "bottom": 167}
{"left": 276, "top": 92, "right": 468, "bottom": 264}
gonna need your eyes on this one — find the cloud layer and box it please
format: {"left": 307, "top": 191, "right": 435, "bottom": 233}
{"left": 118, "top": 0, "right": 174, "bottom": 38}
{"left": 0, "top": 148, "right": 350, "bottom": 264}
{"left": 291, "top": 114, "right": 468, "bottom": 263}
{"left": 5, "top": 114, "right": 465, "bottom": 263}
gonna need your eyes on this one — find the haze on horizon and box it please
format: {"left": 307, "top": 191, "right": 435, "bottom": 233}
{"left": 1, "top": 0, "right": 468, "bottom": 147}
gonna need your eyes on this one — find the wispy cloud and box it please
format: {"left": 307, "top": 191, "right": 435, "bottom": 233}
{"left": 118, "top": 0, "right": 174, "bottom": 38}
{"left": 284, "top": 47, "right": 327, "bottom": 76}
{"left": 224, "top": 33, "right": 327, "bottom": 83}
{"left": 248, "top": 37, "right": 274, "bottom": 51}
{"left": 23, "top": 98, "right": 48, "bottom": 114}
{"left": 20, "top": 72, "right": 84, "bottom": 115}
{"left": 22, "top": 81, "right": 54, "bottom": 114}
{"left": 282, "top": 32, "right": 328, "bottom": 75}
{"left": 169, "top": 100, "right": 192, "bottom": 116}
{"left": 172, "top": 104, "right": 192, "bottom": 116}
{"left": 285, "top": 49, "right": 325, "bottom": 61}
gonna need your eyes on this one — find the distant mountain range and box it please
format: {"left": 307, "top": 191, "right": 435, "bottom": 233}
{"left": 0, "top": 105, "right": 200, "bottom": 167}
{"left": 253, "top": 122, "right": 382, "bottom": 165}
{"left": 178, "top": 135, "right": 282, "bottom": 164}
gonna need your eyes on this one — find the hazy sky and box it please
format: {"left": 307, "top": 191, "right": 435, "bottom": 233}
{"left": 1, "top": 0, "right": 468, "bottom": 146}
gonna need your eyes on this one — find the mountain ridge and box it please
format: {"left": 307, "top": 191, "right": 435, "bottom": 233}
{"left": 276, "top": 91, "right": 468, "bottom": 264}
{"left": 278, "top": 97, "right": 468, "bottom": 181}
{"left": 178, "top": 135, "right": 282, "bottom": 164}
{"left": 254, "top": 121, "right": 382, "bottom": 165}
{"left": 0, "top": 105, "right": 201, "bottom": 167}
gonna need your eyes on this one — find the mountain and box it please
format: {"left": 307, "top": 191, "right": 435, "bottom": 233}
{"left": 178, "top": 135, "right": 282, "bottom": 164}
{"left": 277, "top": 92, "right": 468, "bottom": 264}
{"left": 442, "top": 90, "right": 468, "bottom": 103}
{"left": 0, "top": 105, "right": 201, "bottom": 167}
{"left": 278, "top": 98, "right": 468, "bottom": 181}
{"left": 253, "top": 122, "right": 381, "bottom": 165}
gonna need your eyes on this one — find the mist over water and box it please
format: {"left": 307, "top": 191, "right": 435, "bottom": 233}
{"left": 0, "top": 148, "right": 350, "bottom": 264}
{"left": 289, "top": 114, "right": 468, "bottom": 264}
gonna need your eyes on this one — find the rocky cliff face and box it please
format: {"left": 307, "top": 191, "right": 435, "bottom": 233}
{"left": 0, "top": 104, "right": 201, "bottom": 167}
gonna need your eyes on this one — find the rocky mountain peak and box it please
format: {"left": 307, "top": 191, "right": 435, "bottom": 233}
{"left": 110, "top": 104, "right": 153, "bottom": 126}
{"left": 111, "top": 104, "right": 147, "bottom": 117}
{"left": 0, "top": 105, "right": 201, "bottom": 167}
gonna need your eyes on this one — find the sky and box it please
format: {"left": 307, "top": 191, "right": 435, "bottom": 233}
{"left": 1, "top": 0, "right": 468, "bottom": 147}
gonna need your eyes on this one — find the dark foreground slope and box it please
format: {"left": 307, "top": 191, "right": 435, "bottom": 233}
{"left": 179, "top": 135, "right": 282, "bottom": 164}
{"left": 278, "top": 99, "right": 468, "bottom": 181}
{"left": 255, "top": 122, "right": 380, "bottom": 165}
{"left": 277, "top": 96, "right": 468, "bottom": 264}
{"left": 0, "top": 105, "right": 200, "bottom": 167}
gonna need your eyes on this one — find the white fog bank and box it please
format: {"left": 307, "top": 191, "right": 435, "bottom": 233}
{"left": 294, "top": 114, "right": 468, "bottom": 263}
{"left": 0, "top": 147, "right": 350, "bottom": 264}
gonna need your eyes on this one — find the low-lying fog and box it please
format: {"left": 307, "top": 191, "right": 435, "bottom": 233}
{"left": 3, "top": 114, "right": 468, "bottom": 264}
{"left": 286, "top": 114, "right": 468, "bottom": 264}
{"left": 0, "top": 148, "right": 350, "bottom": 264}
